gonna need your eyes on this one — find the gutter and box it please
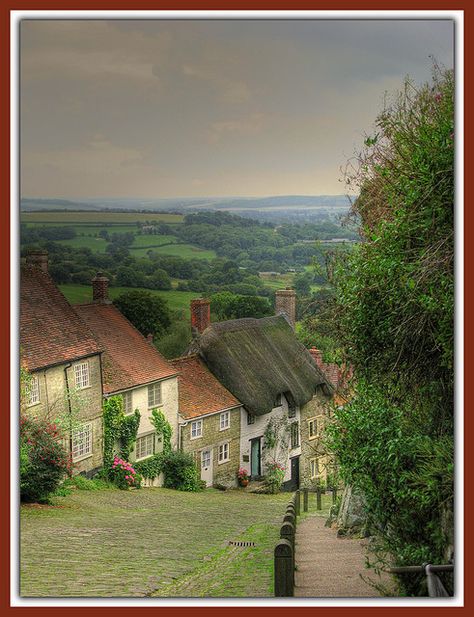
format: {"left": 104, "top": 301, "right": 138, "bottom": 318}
{"left": 63, "top": 362, "right": 73, "bottom": 476}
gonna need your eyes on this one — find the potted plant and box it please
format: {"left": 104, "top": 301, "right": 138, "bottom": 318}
{"left": 237, "top": 467, "right": 249, "bottom": 487}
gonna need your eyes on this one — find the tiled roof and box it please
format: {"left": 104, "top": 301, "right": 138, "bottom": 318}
{"left": 20, "top": 265, "right": 102, "bottom": 371}
{"left": 308, "top": 348, "right": 353, "bottom": 394}
{"left": 170, "top": 355, "right": 241, "bottom": 419}
{"left": 74, "top": 304, "right": 177, "bottom": 394}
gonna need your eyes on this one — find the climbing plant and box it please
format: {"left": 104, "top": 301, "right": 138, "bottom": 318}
{"left": 102, "top": 395, "right": 140, "bottom": 470}
{"left": 133, "top": 409, "right": 173, "bottom": 480}
{"left": 150, "top": 408, "right": 172, "bottom": 454}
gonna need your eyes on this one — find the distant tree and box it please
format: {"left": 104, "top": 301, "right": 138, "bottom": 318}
{"left": 211, "top": 291, "right": 272, "bottom": 320}
{"left": 98, "top": 229, "right": 110, "bottom": 241}
{"left": 294, "top": 272, "right": 312, "bottom": 297}
{"left": 115, "top": 266, "right": 146, "bottom": 288}
{"left": 147, "top": 268, "right": 172, "bottom": 290}
{"left": 49, "top": 263, "right": 71, "bottom": 284}
{"left": 113, "top": 290, "right": 172, "bottom": 338}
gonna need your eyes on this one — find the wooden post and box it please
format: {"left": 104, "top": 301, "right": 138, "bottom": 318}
{"left": 280, "top": 521, "right": 295, "bottom": 552}
{"left": 283, "top": 512, "right": 295, "bottom": 526}
{"left": 316, "top": 487, "right": 322, "bottom": 510}
{"left": 274, "top": 539, "right": 294, "bottom": 597}
{"left": 295, "top": 490, "right": 301, "bottom": 516}
{"left": 303, "top": 488, "right": 309, "bottom": 512}
{"left": 332, "top": 487, "right": 337, "bottom": 505}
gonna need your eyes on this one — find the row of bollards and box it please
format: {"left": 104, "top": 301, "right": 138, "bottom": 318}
{"left": 274, "top": 489, "right": 308, "bottom": 597}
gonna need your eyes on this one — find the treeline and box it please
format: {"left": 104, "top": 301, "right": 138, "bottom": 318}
{"left": 164, "top": 211, "right": 356, "bottom": 272}
{"left": 19, "top": 241, "right": 283, "bottom": 298}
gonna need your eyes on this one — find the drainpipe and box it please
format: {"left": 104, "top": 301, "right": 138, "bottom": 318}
{"left": 178, "top": 422, "right": 189, "bottom": 451}
{"left": 63, "top": 362, "right": 73, "bottom": 477}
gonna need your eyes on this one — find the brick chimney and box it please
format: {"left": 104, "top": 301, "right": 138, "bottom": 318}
{"left": 191, "top": 298, "right": 211, "bottom": 335}
{"left": 309, "top": 347, "right": 323, "bottom": 367}
{"left": 275, "top": 288, "right": 296, "bottom": 329}
{"left": 26, "top": 249, "right": 48, "bottom": 272}
{"left": 92, "top": 273, "right": 112, "bottom": 304}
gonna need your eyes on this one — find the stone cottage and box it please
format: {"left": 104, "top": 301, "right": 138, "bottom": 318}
{"left": 186, "top": 295, "right": 331, "bottom": 490}
{"left": 74, "top": 274, "right": 180, "bottom": 484}
{"left": 20, "top": 251, "right": 104, "bottom": 475}
{"left": 170, "top": 355, "right": 242, "bottom": 487}
{"left": 299, "top": 348, "right": 352, "bottom": 489}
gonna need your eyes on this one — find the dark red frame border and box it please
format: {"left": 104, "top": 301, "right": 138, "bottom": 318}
{"left": 1, "top": 2, "right": 469, "bottom": 614}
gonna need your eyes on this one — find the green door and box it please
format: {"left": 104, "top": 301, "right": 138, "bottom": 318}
{"left": 250, "top": 438, "right": 261, "bottom": 478}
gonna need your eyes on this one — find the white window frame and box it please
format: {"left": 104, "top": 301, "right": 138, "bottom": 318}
{"left": 219, "top": 411, "right": 230, "bottom": 431}
{"left": 201, "top": 449, "right": 211, "bottom": 468}
{"left": 191, "top": 420, "right": 203, "bottom": 440}
{"left": 26, "top": 375, "right": 40, "bottom": 407}
{"left": 308, "top": 416, "right": 324, "bottom": 439}
{"left": 135, "top": 432, "right": 155, "bottom": 460}
{"left": 290, "top": 421, "right": 300, "bottom": 448}
{"left": 310, "top": 457, "right": 320, "bottom": 479}
{"left": 148, "top": 382, "right": 162, "bottom": 408}
{"left": 74, "top": 361, "right": 90, "bottom": 390}
{"left": 122, "top": 390, "right": 133, "bottom": 415}
{"left": 218, "top": 442, "right": 230, "bottom": 464}
{"left": 72, "top": 422, "right": 93, "bottom": 461}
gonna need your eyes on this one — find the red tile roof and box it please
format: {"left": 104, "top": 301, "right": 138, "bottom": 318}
{"left": 74, "top": 303, "right": 177, "bottom": 394}
{"left": 20, "top": 265, "right": 102, "bottom": 371}
{"left": 308, "top": 348, "right": 353, "bottom": 393}
{"left": 170, "top": 355, "right": 241, "bottom": 419}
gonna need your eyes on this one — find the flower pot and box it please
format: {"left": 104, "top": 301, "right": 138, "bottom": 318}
{"left": 239, "top": 478, "right": 249, "bottom": 487}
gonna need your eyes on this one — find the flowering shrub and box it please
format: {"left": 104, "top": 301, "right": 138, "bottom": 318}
{"left": 264, "top": 462, "right": 285, "bottom": 494}
{"left": 20, "top": 414, "right": 72, "bottom": 502}
{"left": 109, "top": 456, "right": 142, "bottom": 490}
{"left": 237, "top": 467, "right": 249, "bottom": 481}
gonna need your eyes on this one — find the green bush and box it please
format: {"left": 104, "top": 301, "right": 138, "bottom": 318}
{"left": 160, "top": 450, "right": 202, "bottom": 492}
{"left": 62, "top": 475, "right": 114, "bottom": 491}
{"left": 20, "top": 414, "right": 72, "bottom": 503}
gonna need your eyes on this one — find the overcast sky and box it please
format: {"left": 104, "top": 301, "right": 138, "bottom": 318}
{"left": 20, "top": 19, "right": 454, "bottom": 199}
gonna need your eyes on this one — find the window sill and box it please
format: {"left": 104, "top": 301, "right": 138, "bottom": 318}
{"left": 26, "top": 401, "right": 41, "bottom": 408}
{"left": 72, "top": 452, "right": 93, "bottom": 463}
{"left": 190, "top": 435, "right": 203, "bottom": 440}
{"left": 219, "top": 426, "right": 230, "bottom": 432}
{"left": 218, "top": 458, "right": 230, "bottom": 465}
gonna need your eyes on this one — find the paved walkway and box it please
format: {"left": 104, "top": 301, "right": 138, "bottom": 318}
{"left": 294, "top": 515, "right": 394, "bottom": 598}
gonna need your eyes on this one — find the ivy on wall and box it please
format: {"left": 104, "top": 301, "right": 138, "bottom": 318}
{"left": 133, "top": 408, "right": 173, "bottom": 480}
{"left": 103, "top": 395, "right": 140, "bottom": 470}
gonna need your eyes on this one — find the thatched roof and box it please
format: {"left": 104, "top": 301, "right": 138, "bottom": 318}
{"left": 193, "top": 315, "right": 330, "bottom": 416}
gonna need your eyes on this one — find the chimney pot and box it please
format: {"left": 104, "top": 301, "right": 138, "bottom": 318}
{"left": 191, "top": 298, "right": 211, "bottom": 335}
{"left": 92, "top": 273, "right": 111, "bottom": 304}
{"left": 26, "top": 249, "right": 48, "bottom": 272}
{"left": 275, "top": 288, "right": 296, "bottom": 330}
{"left": 146, "top": 333, "right": 154, "bottom": 344}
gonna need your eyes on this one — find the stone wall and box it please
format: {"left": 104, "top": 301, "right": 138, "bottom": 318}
{"left": 26, "top": 354, "right": 104, "bottom": 475}
{"left": 181, "top": 407, "right": 242, "bottom": 488}
{"left": 299, "top": 388, "right": 333, "bottom": 489}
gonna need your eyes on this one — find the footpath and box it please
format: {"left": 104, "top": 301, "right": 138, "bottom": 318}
{"left": 294, "top": 515, "right": 394, "bottom": 597}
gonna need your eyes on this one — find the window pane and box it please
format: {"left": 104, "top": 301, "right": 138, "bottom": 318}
{"left": 72, "top": 424, "right": 92, "bottom": 460}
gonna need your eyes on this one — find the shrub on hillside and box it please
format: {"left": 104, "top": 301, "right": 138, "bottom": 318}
{"left": 160, "top": 450, "right": 202, "bottom": 492}
{"left": 20, "top": 414, "right": 72, "bottom": 503}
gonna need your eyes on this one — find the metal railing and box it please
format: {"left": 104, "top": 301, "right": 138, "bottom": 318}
{"left": 388, "top": 564, "right": 454, "bottom": 597}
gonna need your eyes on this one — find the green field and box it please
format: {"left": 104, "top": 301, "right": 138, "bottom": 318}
{"left": 142, "top": 243, "right": 216, "bottom": 260}
{"left": 57, "top": 236, "right": 109, "bottom": 252}
{"left": 21, "top": 211, "right": 184, "bottom": 224}
{"left": 59, "top": 284, "right": 201, "bottom": 316}
{"left": 130, "top": 234, "right": 178, "bottom": 248}
{"left": 258, "top": 272, "right": 295, "bottom": 291}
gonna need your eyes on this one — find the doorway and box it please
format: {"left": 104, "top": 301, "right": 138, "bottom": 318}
{"left": 200, "top": 448, "right": 213, "bottom": 487}
{"left": 250, "top": 438, "right": 261, "bottom": 478}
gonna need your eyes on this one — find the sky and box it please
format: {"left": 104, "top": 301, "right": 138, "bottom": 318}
{"left": 20, "top": 18, "right": 454, "bottom": 199}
